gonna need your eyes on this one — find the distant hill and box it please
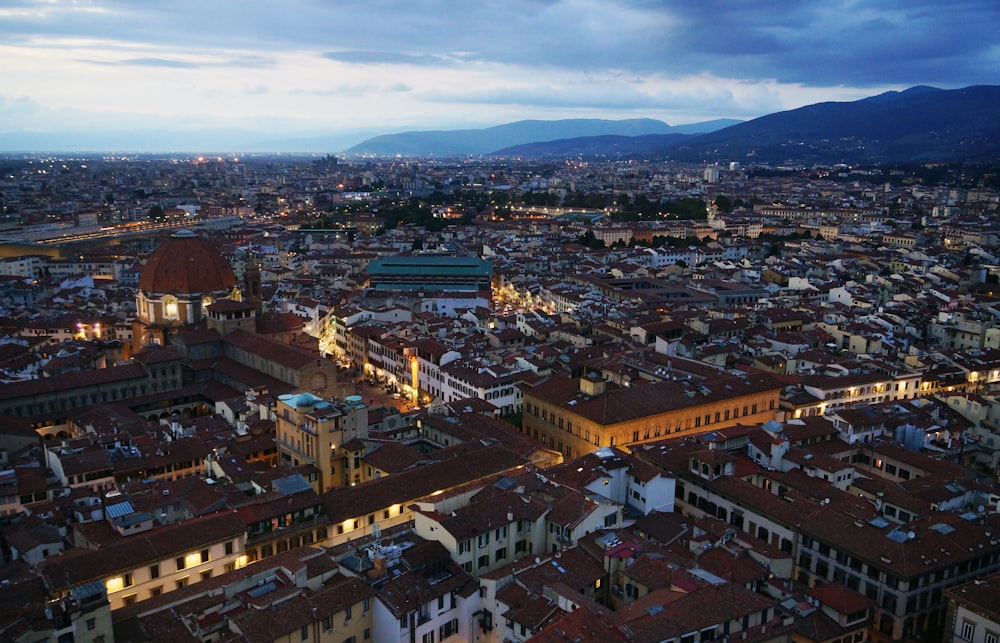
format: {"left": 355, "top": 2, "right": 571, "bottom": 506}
{"left": 343, "top": 118, "right": 737, "bottom": 156}
{"left": 492, "top": 133, "right": 692, "bottom": 158}
{"left": 663, "top": 85, "right": 1000, "bottom": 164}
{"left": 4, "top": 86, "right": 996, "bottom": 162}
{"left": 484, "top": 86, "right": 1000, "bottom": 164}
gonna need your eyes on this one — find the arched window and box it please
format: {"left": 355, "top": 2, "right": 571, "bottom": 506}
{"left": 164, "top": 295, "right": 179, "bottom": 319}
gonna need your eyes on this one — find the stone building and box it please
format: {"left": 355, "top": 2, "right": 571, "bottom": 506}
{"left": 132, "top": 229, "right": 240, "bottom": 352}
{"left": 520, "top": 372, "right": 783, "bottom": 459}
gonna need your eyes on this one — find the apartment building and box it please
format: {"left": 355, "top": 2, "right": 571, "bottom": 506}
{"left": 944, "top": 573, "right": 1000, "bottom": 643}
{"left": 370, "top": 541, "right": 479, "bottom": 643}
{"left": 111, "top": 545, "right": 375, "bottom": 642}
{"left": 274, "top": 391, "right": 368, "bottom": 493}
{"left": 40, "top": 509, "right": 247, "bottom": 610}
{"left": 632, "top": 431, "right": 1000, "bottom": 641}
{"left": 788, "top": 371, "right": 923, "bottom": 418}
{"left": 320, "top": 441, "right": 528, "bottom": 550}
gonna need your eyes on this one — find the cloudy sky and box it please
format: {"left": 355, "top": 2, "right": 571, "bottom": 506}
{"left": 1, "top": 0, "right": 998, "bottom": 152}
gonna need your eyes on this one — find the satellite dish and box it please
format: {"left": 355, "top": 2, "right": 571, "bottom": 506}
{"left": 907, "top": 531, "right": 916, "bottom": 540}
{"left": 979, "top": 505, "right": 986, "bottom": 513}
{"left": 534, "top": 557, "right": 541, "bottom": 565}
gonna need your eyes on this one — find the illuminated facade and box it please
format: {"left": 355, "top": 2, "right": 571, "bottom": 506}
{"left": 41, "top": 510, "right": 247, "bottom": 611}
{"left": 521, "top": 373, "right": 783, "bottom": 459}
{"left": 275, "top": 391, "right": 369, "bottom": 492}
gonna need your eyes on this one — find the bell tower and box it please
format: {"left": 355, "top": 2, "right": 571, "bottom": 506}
{"left": 243, "top": 254, "right": 263, "bottom": 316}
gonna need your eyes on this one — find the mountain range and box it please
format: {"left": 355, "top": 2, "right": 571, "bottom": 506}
{"left": 347, "top": 85, "right": 1000, "bottom": 164}
{"left": 343, "top": 118, "right": 740, "bottom": 156}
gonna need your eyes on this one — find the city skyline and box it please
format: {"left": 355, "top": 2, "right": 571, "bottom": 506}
{"left": 1, "top": 0, "right": 998, "bottom": 153}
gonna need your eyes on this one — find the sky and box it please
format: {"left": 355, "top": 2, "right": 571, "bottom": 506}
{"left": 1, "top": 0, "right": 998, "bottom": 152}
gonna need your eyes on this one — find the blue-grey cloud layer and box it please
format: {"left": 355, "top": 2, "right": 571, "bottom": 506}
{"left": 2, "top": 0, "right": 998, "bottom": 152}
{"left": 3, "top": 0, "right": 996, "bottom": 87}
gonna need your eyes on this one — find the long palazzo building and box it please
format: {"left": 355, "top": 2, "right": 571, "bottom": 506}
{"left": 520, "top": 371, "right": 783, "bottom": 459}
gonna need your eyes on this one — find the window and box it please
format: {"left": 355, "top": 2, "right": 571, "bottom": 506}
{"left": 985, "top": 631, "right": 998, "bottom": 643}
{"left": 149, "top": 586, "right": 162, "bottom": 597}
{"left": 225, "top": 540, "right": 234, "bottom": 556}
{"left": 122, "top": 594, "right": 137, "bottom": 606}
{"left": 440, "top": 618, "right": 459, "bottom": 638}
{"left": 422, "top": 631, "right": 435, "bottom": 643}
{"left": 200, "top": 548, "right": 210, "bottom": 563}
{"left": 123, "top": 572, "right": 134, "bottom": 588}
{"left": 201, "top": 570, "right": 212, "bottom": 581}
{"left": 176, "top": 577, "right": 188, "bottom": 590}
{"left": 459, "top": 540, "right": 471, "bottom": 554}
{"left": 149, "top": 563, "right": 159, "bottom": 579}
{"left": 962, "top": 621, "right": 975, "bottom": 641}
{"left": 87, "top": 618, "right": 96, "bottom": 631}
{"left": 301, "top": 625, "right": 309, "bottom": 641}
{"left": 176, "top": 556, "right": 186, "bottom": 571}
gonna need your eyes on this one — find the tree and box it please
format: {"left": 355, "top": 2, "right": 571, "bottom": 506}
{"left": 714, "top": 195, "right": 734, "bottom": 213}
{"left": 573, "top": 230, "right": 605, "bottom": 249}
{"left": 661, "top": 197, "right": 708, "bottom": 220}
{"left": 147, "top": 204, "right": 165, "bottom": 221}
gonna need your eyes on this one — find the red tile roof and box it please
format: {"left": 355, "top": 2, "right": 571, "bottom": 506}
{"left": 138, "top": 231, "right": 237, "bottom": 295}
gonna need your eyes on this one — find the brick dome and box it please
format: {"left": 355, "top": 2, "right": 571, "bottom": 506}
{"left": 138, "top": 229, "right": 236, "bottom": 295}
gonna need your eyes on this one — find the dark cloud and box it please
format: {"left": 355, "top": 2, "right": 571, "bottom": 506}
{"left": 5, "top": 0, "right": 997, "bottom": 88}
{"left": 427, "top": 84, "right": 762, "bottom": 118}
{"left": 653, "top": 0, "right": 1000, "bottom": 86}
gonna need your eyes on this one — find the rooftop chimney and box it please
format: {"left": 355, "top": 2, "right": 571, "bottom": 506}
{"left": 580, "top": 376, "right": 606, "bottom": 397}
